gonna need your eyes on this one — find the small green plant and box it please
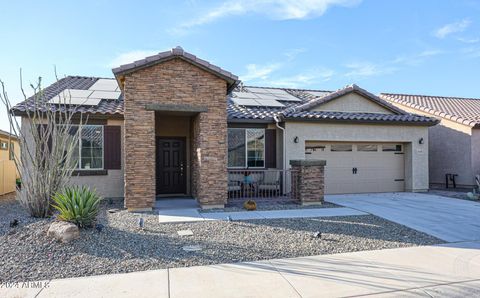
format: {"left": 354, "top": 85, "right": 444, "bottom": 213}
{"left": 51, "top": 186, "right": 101, "bottom": 228}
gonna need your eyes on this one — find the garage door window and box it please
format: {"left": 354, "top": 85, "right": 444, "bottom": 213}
{"left": 357, "top": 144, "right": 378, "bottom": 152}
{"left": 382, "top": 144, "right": 402, "bottom": 152}
{"left": 331, "top": 144, "right": 352, "bottom": 152}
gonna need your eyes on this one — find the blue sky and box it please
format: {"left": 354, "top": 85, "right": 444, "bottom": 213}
{"left": 1, "top": 0, "right": 480, "bottom": 130}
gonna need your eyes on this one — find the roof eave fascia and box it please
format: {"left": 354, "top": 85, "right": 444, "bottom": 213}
{"left": 283, "top": 117, "right": 438, "bottom": 127}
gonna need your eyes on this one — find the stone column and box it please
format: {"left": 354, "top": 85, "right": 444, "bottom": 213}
{"left": 290, "top": 160, "right": 326, "bottom": 205}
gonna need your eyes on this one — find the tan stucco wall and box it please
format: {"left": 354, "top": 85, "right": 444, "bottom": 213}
{"left": 389, "top": 102, "right": 475, "bottom": 187}
{"left": 21, "top": 117, "right": 125, "bottom": 198}
{"left": 312, "top": 93, "right": 394, "bottom": 114}
{"left": 155, "top": 114, "right": 191, "bottom": 194}
{"left": 70, "top": 119, "right": 125, "bottom": 198}
{"left": 284, "top": 122, "right": 430, "bottom": 192}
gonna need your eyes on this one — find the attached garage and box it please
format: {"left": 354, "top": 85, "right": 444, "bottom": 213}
{"left": 306, "top": 142, "right": 405, "bottom": 194}
{"left": 281, "top": 85, "right": 439, "bottom": 193}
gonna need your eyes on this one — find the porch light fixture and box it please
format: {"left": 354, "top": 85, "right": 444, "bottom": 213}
{"left": 293, "top": 136, "right": 299, "bottom": 143}
{"left": 419, "top": 138, "right": 424, "bottom": 144}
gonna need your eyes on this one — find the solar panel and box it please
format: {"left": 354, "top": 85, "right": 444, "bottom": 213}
{"left": 306, "top": 91, "right": 330, "bottom": 97}
{"left": 89, "top": 90, "right": 121, "bottom": 100}
{"left": 275, "top": 93, "right": 301, "bottom": 101}
{"left": 232, "top": 91, "right": 259, "bottom": 99}
{"left": 255, "top": 93, "right": 280, "bottom": 100}
{"left": 245, "top": 87, "right": 301, "bottom": 101}
{"left": 256, "top": 99, "right": 285, "bottom": 107}
{"left": 245, "top": 87, "right": 271, "bottom": 94}
{"left": 59, "top": 89, "right": 93, "bottom": 98}
{"left": 267, "top": 88, "right": 290, "bottom": 95}
{"left": 49, "top": 96, "right": 101, "bottom": 106}
{"left": 232, "top": 98, "right": 262, "bottom": 106}
{"left": 89, "top": 79, "right": 118, "bottom": 91}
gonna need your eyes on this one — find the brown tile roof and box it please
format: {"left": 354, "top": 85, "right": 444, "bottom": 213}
{"left": 11, "top": 76, "right": 124, "bottom": 116}
{"left": 112, "top": 47, "right": 239, "bottom": 93}
{"left": 11, "top": 76, "right": 437, "bottom": 126}
{"left": 380, "top": 93, "right": 480, "bottom": 127}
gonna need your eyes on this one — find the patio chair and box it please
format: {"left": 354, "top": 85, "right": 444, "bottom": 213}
{"left": 258, "top": 171, "right": 280, "bottom": 195}
{"left": 228, "top": 173, "right": 242, "bottom": 193}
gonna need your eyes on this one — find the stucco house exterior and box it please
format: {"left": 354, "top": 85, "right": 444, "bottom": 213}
{"left": 0, "top": 129, "right": 20, "bottom": 195}
{"left": 12, "top": 47, "right": 438, "bottom": 210}
{"left": 381, "top": 93, "right": 480, "bottom": 188}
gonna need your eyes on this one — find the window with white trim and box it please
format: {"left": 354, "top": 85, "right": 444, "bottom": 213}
{"left": 228, "top": 128, "right": 265, "bottom": 168}
{"left": 69, "top": 125, "right": 104, "bottom": 169}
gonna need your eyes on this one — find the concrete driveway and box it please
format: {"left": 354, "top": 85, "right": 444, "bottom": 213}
{"left": 326, "top": 192, "right": 480, "bottom": 242}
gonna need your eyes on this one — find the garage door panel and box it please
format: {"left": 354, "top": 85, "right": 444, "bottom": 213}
{"left": 306, "top": 142, "right": 405, "bottom": 194}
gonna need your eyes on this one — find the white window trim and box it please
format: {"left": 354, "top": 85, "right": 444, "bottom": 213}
{"left": 74, "top": 125, "right": 104, "bottom": 170}
{"left": 227, "top": 128, "right": 266, "bottom": 169}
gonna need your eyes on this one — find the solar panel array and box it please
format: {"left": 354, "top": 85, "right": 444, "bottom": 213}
{"left": 231, "top": 87, "right": 303, "bottom": 107}
{"left": 49, "top": 79, "right": 121, "bottom": 106}
{"left": 246, "top": 87, "right": 301, "bottom": 102}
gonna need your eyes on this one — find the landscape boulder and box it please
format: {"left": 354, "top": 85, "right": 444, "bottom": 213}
{"left": 47, "top": 221, "right": 80, "bottom": 243}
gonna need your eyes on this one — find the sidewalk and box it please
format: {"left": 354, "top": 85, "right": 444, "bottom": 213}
{"left": 4, "top": 241, "right": 480, "bottom": 298}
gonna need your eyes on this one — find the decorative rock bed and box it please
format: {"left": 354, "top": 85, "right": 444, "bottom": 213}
{"left": 0, "top": 197, "right": 443, "bottom": 282}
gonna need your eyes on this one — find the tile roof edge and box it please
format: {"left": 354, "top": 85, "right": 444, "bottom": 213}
{"left": 379, "top": 94, "right": 477, "bottom": 127}
{"left": 111, "top": 47, "right": 239, "bottom": 89}
{"left": 280, "top": 84, "right": 405, "bottom": 117}
{"left": 380, "top": 92, "right": 480, "bottom": 101}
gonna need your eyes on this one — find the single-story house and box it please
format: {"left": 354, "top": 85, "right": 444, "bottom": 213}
{"left": 380, "top": 93, "right": 480, "bottom": 188}
{"left": 12, "top": 47, "right": 438, "bottom": 210}
{"left": 0, "top": 129, "right": 20, "bottom": 195}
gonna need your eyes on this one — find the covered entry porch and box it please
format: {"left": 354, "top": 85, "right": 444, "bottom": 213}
{"left": 154, "top": 110, "right": 199, "bottom": 198}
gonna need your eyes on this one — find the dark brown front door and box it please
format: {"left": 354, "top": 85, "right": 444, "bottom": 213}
{"left": 156, "top": 137, "right": 186, "bottom": 195}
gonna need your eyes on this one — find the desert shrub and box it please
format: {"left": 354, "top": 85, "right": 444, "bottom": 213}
{"left": 51, "top": 186, "right": 101, "bottom": 228}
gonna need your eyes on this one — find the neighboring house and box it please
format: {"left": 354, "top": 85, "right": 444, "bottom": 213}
{"left": 0, "top": 129, "right": 20, "bottom": 195}
{"left": 381, "top": 93, "right": 480, "bottom": 188}
{"left": 11, "top": 47, "right": 437, "bottom": 210}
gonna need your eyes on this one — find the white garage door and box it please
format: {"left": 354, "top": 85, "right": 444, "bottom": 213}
{"left": 305, "top": 142, "right": 405, "bottom": 194}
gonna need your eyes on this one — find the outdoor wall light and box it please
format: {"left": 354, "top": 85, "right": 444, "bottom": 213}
{"left": 419, "top": 137, "right": 424, "bottom": 144}
{"left": 293, "top": 136, "right": 299, "bottom": 143}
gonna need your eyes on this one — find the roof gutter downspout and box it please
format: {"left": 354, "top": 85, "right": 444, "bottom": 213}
{"left": 274, "top": 113, "right": 287, "bottom": 194}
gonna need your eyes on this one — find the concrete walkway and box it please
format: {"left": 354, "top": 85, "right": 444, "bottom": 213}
{"left": 5, "top": 241, "right": 480, "bottom": 298}
{"left": 326, "top": 192, "right": 480, "bottom": 242}
{"left": 158, "top": 206, "right": 367, "bottom": 223}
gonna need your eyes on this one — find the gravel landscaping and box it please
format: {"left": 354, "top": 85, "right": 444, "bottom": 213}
{"left": 1, "top": 196, "right": 443, "bottom": 282}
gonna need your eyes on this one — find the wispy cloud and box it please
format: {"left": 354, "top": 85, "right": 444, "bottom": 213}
{"left": 174, "top": 0, "right": 361, "bottom": 33}
{"left": 391, "top": 49, "right": 444, "bottom": 66}
{"left": 239, "top": 49, "right": 333, "bottom": 88}
{"left": 241, "top": 63, "right": 282, "bottom": 81}
{"left": 344, "top": 48, "right": 445, "bottom": 79}
{"left": 461, "top": 46, "right": 480, "bottom": 58}
{"left": 265, "top": 68, "right": 335, "bottom": 88}
{"left": 109, "top": 50, "right": 159, "bottom": 68}
{"left": 434, "top": 19, "right": 471, "bottom": 39}
{"left": 457, "top": 37, "right": 479, "bottom": 44}
{"left": 344, "top": 62, "right": 396, "bottom": 78}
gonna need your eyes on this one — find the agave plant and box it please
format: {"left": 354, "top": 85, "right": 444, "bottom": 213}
{"left": 51, "top": 186, "right": 101, "bottom": 228}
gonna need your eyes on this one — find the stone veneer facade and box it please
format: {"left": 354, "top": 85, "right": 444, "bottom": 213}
{"left": 123, "top": 58, "right": 228, "bottom": 210}
{"left": 290, "top": 160, "right": 326, "bottom": 205}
